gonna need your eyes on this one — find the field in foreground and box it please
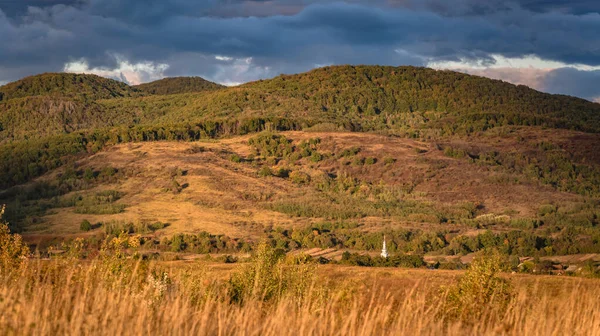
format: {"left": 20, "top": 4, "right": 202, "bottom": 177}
{"left": 2, "top": 240, "right": 600, "bottom": 336}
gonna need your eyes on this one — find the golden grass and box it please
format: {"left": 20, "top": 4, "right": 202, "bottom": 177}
{"left": 2, "top": 257, "right": 600, "bottom": 336}
{"left": 22, "top": 131, "right": 589, "bottom": 239}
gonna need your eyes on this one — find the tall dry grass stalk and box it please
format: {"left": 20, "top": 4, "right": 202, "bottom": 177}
{"left": 1, "top": 256, "right": 600, "bottom": 336}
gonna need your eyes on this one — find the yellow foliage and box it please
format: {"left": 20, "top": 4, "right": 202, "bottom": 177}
{"left": 0, "top": 205, "right": 30, "bottom": 273}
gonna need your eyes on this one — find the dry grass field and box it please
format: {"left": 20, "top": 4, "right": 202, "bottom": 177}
{"left": 1, "top": 247, "right": 600, "bottom": 336}
{"left": 18, "top": 129, "right": 592, "bottom": 240}
{"left": 2, "top": 129, "right": 600, "bottom": 335}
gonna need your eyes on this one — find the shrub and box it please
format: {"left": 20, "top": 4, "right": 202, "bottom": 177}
{"left": 258, "top": 166, "right": 273, "bottom": 177}
{"left": 230, "top": 154, "right": 242, "bottom": 163}
{"left": 100, "top": 166, "right": 116, "bottom": 178}
{"left": 310, "top": 152, "right": 323, "bottom": 163}
{"left": 289, "top": 171, "right": 311, "bottom": 185}
{"left": 352, "top": 157, "right": 365, "bottom": 165}
{"left": 442, "top": 251, "right": 513, "bottom": 322}
{"left": 227, "top": 242, "right": 316, "bottom": 304}
{"left": 148, "top": 221, "right": 166, "bottom": 231}
{"left": 248, "top": 133, "right": 293, "bottom": 158}
{"left": 72, "top": 190, "right": 126, "bottom": 214}
{"left": 339, "top": 147, "right": 361, "bottom": 158}
{"left": 83, "top": 168, "right": 95, "bottom": 180}
{"left": 171, "top": 234, "right": 186, "bottom": 252}
{"left": 0, "top": 205, "right": 30, "bottom": 273}
{"left": 364, "top": 157, "right": 377, "bottom": 165}
{"left": 509, "top": 218, "right": 540, "bottom": 229}
{"left": 538, "top": 204, "right": 557, "bottom": 217}
{"left": 383, "top": 157, "right": 396, "bottom": 165}
{"left": 443, "top": 147, "right": 468, "bottom": 159}
{"left": 275, "top": 168, "right": 290, "bottom": 178}
{"left": 80, "top": 219, "right": 93, "bottom": 232}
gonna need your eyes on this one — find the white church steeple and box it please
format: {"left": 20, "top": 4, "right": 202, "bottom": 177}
{"left": 381, "top": 234, "right": 389, "bottom": 258}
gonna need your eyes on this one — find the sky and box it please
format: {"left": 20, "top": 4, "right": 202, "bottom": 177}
{"left": 0, "top": 0, "right": 599, "bottom": 102}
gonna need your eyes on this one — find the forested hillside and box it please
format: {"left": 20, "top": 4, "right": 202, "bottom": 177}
{"left": 135, "top": 77, "right": 225, "bottom": 95}
{"left": 0, "top": 73, "right": 142, "bottom": 102}
{"left": 1, "top": 65, "right": 600, "bottom": 190}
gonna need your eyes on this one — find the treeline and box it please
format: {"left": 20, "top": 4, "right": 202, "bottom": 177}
{"left": 262, "top": 225, "right": 600, "bottom": 257}
{"left": 0, "top": 73, "right": 141, "bottom": 102}
{"left": 442, "top": 144, "right": 600, "bottom": 197}
{"left": 0, "top": 117, "right": 306, "bottom": 189}
{"left": 241, "top": 65, "right": 600, "bottom": 133}
{"left": 4, "top": 65, "right": 600, "bottom": 144}
{"left": 134, "top": 77, "right": 225, "bottom": 95}
{"left": 125, "top": 223, "right": 600, "bottom": 258}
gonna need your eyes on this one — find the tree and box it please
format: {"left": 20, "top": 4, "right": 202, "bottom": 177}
{"left": 80, "top": 219, "right": 93, "bottom": 232}
{"left": 0, "top": 205, "right": 30, "bottom": 273}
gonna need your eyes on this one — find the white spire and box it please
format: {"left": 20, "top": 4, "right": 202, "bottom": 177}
{"left": 381, "top": 234, "right": 389, "bottom": 258}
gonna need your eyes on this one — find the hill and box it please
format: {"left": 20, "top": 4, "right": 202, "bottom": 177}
{"left": 94, "top": 65, "right": 600, "bottom": 135}
{"left": 135, "top": 77, "right": 225, "bottom": 95}
{"left": 1, "top": 65, "right": 600, "bottom": 188}
{"left": 1, "top": 65, "right": 600, "bottom": 265}
{"left": 3, "top": 130, "right": 600, "bottom": 260}
{"left": 0, "top": 73, "right": 142, "bottom": 102}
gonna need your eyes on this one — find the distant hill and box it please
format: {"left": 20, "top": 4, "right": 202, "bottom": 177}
{"left": 3, "top": 66, "right": 600, "bottom": 142}
{"left": 0, "top": 73, "right": 142, "bottom": 102}
{"left": 135, "top": 77, "right": 225, "bottom": 95}
{"left": 1, "top": 65, "right": 600, "bottom": 189}
{"left": 101, "top": 65, "right": 600, "bottom": 134}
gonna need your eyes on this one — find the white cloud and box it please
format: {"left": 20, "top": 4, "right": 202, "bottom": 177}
{"left": 429, "top": 54, "right": 600, "bottom": 72}
{"left": 428, "top": 55, "right": 600, "bottom": 100}
{"left": 210, "top": 56, "right": 273, "bottom": 86}
{"left": 63, "top": 54, "right": 169, "bottom": 85}
{"left": 215, "top": 55, "right": 233, "bottom": 61}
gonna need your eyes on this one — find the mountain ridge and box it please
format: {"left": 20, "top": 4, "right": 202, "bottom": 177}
{"left": 1, "top": 65, "right": 600, "bottom": 190}
{"left": 134, "top": 76, "right": 225, "bottom": 95}
{"left": 0, "top": 73, "right": 142, "bottom": 102}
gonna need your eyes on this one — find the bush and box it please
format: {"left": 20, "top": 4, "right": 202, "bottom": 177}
{"left": 339, "top": 147, "right": 361, "bottom": 158}
{"left": 310, "top": 152, "right": 323, "bottom": 163}
{"left": 0, "top": 205, "right": 30, "bottom": 273}
{"left": 80, "top": 219, "right": 93, "bottom": 232}
{"left": 227, "top": 242, "right": 316, "bottom": 304}
{"left": 258, "top": 166, "right": 273, "bottom": 177}
{"left": 442, "top": 251, "right": 513, "bottom": 322}
{"left": 364, "top": 157, "right": 377, "bottom": 165}
{"left": 538, "top": 204, "right": 557, "bottom": 217}
{"left": 230, "top": 154, "right": 242, "bottom": 163}
{"left": 248, "top": 133, "right": 293, "bottom": 158}
{"left": 275, "top": 168, "right": 290, "bottom": 178}
{"left": 383, "top": 157, "right": 396, "bottom": 165}
{"left": 289, "top": 171, "right": 311, "bottom": 185}
{"left": 509, "top": 218, "right": 540, "bottom": 229}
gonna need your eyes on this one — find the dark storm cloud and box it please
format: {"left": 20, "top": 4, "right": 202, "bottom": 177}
{"left": 542, "top": 68, "right": 600, "bottom": 101}
{"left": 0, "top": 0, "right": 599, "bottom": 101}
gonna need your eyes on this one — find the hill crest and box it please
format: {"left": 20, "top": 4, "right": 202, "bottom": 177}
{"left": 0, "top": 73, "right": 142, "bottom": 102}
{"left": 134, "top": 76, "right": 225, "bottom": 95}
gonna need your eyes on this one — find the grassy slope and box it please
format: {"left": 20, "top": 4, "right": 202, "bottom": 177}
{"left": 2, "top": 254, "right": 600, "bottom": 335}
{"left": 9, "top": 131, "right": 597, "bottom": 250}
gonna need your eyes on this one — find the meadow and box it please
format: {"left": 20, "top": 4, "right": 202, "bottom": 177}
{"left": 2, "top": 219, "right": 600, "bottom": 335}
